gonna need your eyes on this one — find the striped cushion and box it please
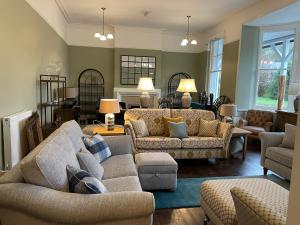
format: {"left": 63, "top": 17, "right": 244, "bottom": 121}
{"left": 82, "top": 134, "right": 112, "bottom": 163}
{"left": 66, "top": 165, "right": 108, "bottom": 194}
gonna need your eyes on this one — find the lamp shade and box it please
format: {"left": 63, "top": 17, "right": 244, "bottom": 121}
{"left": 288, "top": 82, "right": 300, "bottom": 95}
{"left": 176, "top": 79, "right": 197, "bottom": 93}
{"left": 99, "top": 99, "right": 120, "bottom": 114}
{"left": 66, "top": 87, "right": 78, "bottom": 98}
{"left": 220, "top": 104, "right": 237, "bottom": 117}
{"left": 137, "top": 77, "right": 154, "bottom": 91}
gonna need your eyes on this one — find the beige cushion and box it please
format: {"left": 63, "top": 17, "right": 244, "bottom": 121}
{"left": 243, "top": 126, "right": 265, "bottom": 134}
{"left": 21, "top": 129, "right": 80, "bottom": 191}
{"left": 198, "top": 119, "right": 219, "bottom": 137}
{"left": 266, "top": 147, "right": 293, "bottom": 168}
{"left": 102, "top": 176, "right": 142, "bottom": 192}
{"left": 181, "top": 136, "right": 224, "bottom": 149}
{"left": 136, "top": 136, "right": 182, "bottom": 149}
{"left": 77, "top": 148, "right": 104, "bottom": 180}
{"left": 280, "top": 123, "right": 296, "bottom": 149}
{"left": 130, "top": 119, "right": 149, "bottom": 138}
{"left": 102, "top": 154, "right": 137, "bottom": 179}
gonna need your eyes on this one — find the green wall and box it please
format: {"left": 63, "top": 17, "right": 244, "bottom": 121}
{"left": 236, "top": 26, "right": 260, "bottom": 109}
{"left": 199, "top": 51, "right": 210, "bottom": 92}
{"left": 220, "top": 40, "right": 240, "bottom": 103}
{"left": 68, "top": 46, "right": 114, "bottom": 97}
{"left": 0, "top": 0, "right": 68, "bottom": 169}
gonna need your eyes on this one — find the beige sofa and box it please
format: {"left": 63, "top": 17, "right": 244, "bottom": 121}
{"left": 125, "top": 109, "right": 233, "bottom": 159}
{"left": 259, "top": 132, "right": 293, "bottom": 180}
{"left": 0, "top": 120, "right": 154, "bottom": 225}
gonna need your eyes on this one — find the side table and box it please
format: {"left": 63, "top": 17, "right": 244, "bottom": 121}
{"left": 230, "top": 127, "right": 252, "bottom": 160}
{"left": 93, "top": 125, "right": 125, "bottom": 136}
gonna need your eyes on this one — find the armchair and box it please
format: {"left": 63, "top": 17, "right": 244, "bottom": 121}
{"left": 239, "top": 109, "right": 274, "bottom": 139}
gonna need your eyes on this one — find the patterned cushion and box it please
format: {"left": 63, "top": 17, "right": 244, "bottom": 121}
{"left": 280, "top": 123, "right": 296, "bottom": 149}
{"left": 136, "top": 136, "right": 182, "bottom": 149}
{"left": 162, "top": 116, "right": 183, "bottom": 137}
{"left": 246, "top": 110, "right": 273, "bottom": 127}
{"left": 172, "top": 109, "right": 215, "bottom": 136}
{"left": 130, "top": 119, "right": 149, "bottom": 138}
{"left": 201, "top": 178, "right": 289, "bottom": 225}
{"left": 168, "top": 122, "right": 188, "bottom": 139}
{"left": 77, "top": 148, "right": 104, "bottom": 180}
{"left": 124, "top": 109, "right": 171, "bottom": 136}
{"left": 66, "top": 165, "right": 108, "bottom": 194}
{"left": 198, "top": 119, "right": 219, "bottom": 137}
{"left": 82, "top": 135, "right": 111, "bottom": 163}
{"left": 181, "top": 136, "right": 224, "bottom": 149}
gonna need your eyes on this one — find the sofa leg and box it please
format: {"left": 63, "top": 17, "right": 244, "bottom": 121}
{"left": 263, "top": 168, "right": 268, "bottom": 175}
{"left": 203, "top": 214, "right": 210, "bottom": 225}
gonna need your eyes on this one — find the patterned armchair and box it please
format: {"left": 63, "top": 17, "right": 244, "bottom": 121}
{"left": 239, "top": 110, "right": 274, "bottom": 138}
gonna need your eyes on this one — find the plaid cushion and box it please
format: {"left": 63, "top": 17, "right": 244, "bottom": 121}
{"left": 82, "top": 134, "right": 112, "bottom": 163}
{"left": 66, "top": 165, "right": 108, "bottom": 194}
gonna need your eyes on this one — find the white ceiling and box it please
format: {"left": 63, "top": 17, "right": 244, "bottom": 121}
{"left": 56, "top": 0, "right": 260, "bottom": 32}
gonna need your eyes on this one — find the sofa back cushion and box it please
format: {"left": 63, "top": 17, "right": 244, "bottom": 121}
{"left": 246, "top": 110, "right": 273, "bottom": 127}
{"left": 21, "top": 129, "right": 80, "bottom": 192}
{"left": 125, "top": 109, "right": 171, "bottom": 136}
{"left": 172, "top": 109, "right": 215, "bottom": 136}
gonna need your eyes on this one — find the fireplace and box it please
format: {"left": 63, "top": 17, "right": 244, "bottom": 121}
{"left": 113, "top": 88, "right": 161, "bottom": 109}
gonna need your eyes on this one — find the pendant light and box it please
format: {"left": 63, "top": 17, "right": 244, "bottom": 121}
{"left": 94, "top": 8, "right": 114, "bottom": 41}
{"left": 181, "top": 16, "right": 197, "bottom": 46}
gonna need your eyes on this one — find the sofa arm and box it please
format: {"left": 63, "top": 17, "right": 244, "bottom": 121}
{"left": 0, "top": 183, "right": 155, "bottom": 224}
{"left": 124, "top": 121, "right": 137, "bottom": 145}
{"left": 259, "top": 132, "right": 284, "bottom": 166}
{"left": 238, "top": 119, "right": 248, "bottom": 128}
{"left": 103, "top": 135, "right": 133, "bottom": 155}
{"left": 231, "top": 187, "right": 286, "bottom": 225}
{"left": 264, "top": 121, "right": 273, "bottom": 132}
{"left": 218, "top": 122, "right": 234, "bottom": 158}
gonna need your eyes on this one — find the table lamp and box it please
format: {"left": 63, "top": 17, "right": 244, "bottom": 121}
{"left": 220, "top": 104, "right": 237, "bottom": 122}
{"left": 176, "top": 79, "right": 197, "bottom": 108}
{"left": 288, "top": 82, "right": 300, "bottom": 112}
{"left": 137, "top": 77, "right": 154, "bottom": 108}
{"left": 99, "top": 99, "right": 120, "bottom": 131}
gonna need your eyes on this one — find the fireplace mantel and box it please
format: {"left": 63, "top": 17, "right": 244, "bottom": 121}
{"left": 113, "top": 87, "right": 161, "bottom": 108}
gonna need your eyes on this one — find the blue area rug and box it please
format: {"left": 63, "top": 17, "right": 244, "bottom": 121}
{"left": 153, "top": 174, "right": 289, "bottom": 209}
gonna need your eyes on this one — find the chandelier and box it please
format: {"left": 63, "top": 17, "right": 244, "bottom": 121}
{"left": 181, "top": 16, "right": 197, "bottom": 46}
{"left": 94, "top": 8, "right": 114, "bottom": 41}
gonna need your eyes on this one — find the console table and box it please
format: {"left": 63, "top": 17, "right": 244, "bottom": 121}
{"left": 275, "top": 111, "right": 298, "bottom": 131}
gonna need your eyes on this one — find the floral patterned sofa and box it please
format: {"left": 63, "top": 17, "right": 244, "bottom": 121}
{"left": 124, "top": 109, "right": 233, "bottom": 159}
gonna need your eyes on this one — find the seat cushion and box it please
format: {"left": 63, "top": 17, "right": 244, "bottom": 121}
{"left": 266, "top": 147, "right": 293, "bottom": 168}
{"left": 243, "top": 126, "right": 265, "bottom": 134}
{"left": 102, "top": 154, "right": 137, "bottom": 179}
{"left": 136, "top": 136, "right": 182, "bottom": 149}
{"left": 201, "top": 178, "right": 289, "bottom": 225}
{"left": 181, "top": 137, "right": 224, "bottom": 149}
{"left": 102, "top": 176, "right": 142, "bottom": 192}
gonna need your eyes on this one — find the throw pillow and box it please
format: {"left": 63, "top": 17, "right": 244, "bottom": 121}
{"left": 162, "top": 116, "right": 183, "bottom": 137}
{"left": 77, "top": 148, "right": 104, "bottom": 180}
{"left": 280, "top": 123, "right": 296, "bottom": 149}
{"left": 66, "top": 165, "right": 108, "bottom": 194}
{"left": 130, "top": 119, "right": 149, "bottom": 138}
{"left": 82, "top": 134, "right": 111, "bottom": 163}
{"left": 198, "top": 119, "right": 219, "bottom": 137}
{"left": 168, "top": 121, "right": 188, "bottom": 139}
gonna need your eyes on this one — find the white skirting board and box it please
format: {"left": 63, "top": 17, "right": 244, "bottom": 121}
{"left": 2, "top": 110, "right": 32, "bottom": 170}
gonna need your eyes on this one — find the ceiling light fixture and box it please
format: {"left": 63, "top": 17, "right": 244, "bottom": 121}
{"left": 94, "top": 8, "right": 114, "bottom": 41}
{"left": 181, "top": 16, "right": 197, "bottom": 47}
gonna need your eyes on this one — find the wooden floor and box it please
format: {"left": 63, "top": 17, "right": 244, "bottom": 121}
{"left": 153, "top": 140, "right": 262, "bottom": 225}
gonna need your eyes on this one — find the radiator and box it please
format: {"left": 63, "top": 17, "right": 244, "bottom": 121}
{"left": 2, "top": 110, "right": 32, "bottom": 170}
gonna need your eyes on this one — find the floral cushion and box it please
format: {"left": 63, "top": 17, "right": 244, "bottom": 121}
{"left": 136, "top": 136, "right": 182, "bottom": 149}
{"left": 181, "top": 136, "right": 224, "bottom": 149}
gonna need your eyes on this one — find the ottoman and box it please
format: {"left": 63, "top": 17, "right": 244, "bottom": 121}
{"left": 135, "top": 152, "right": 178, "bottom": 191}
{"left": 200, "top": 178, "right": 289, "bottom": 225}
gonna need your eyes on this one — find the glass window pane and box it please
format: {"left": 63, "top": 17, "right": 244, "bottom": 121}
{"left": 129, "top": 56, "right": 135, "bottom": 61}
{"left": 121, "top": 55, "right": 128, "bottom": 61}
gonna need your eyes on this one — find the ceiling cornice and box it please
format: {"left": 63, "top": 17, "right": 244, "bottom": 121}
{"left": 55, "top": 0, "right": 71, "bottom": 24}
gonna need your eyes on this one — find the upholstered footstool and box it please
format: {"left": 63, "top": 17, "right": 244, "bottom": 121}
{"left": 135, "top": 152, "right": 178, "bottom": 191}
{"left": 200, "top": 178, "right": 289, "bottom": 225}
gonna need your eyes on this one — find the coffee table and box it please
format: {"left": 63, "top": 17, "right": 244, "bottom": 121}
{"left": 231, "top": 127, "right": 252, "bottom": 160}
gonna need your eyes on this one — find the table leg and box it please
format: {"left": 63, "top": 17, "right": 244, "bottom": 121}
{"left": 243, "top": 135, "right": 248, "bottom": 160}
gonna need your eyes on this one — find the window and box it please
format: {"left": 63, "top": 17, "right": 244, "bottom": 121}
{"left": 120, "top": 55, "right": 156, "bottom": 85}
{"left": 208, "top": 39, "right": 224, "bottom": 98}
{"left": 255, "top": 30, "right": 295, "bottom": 110}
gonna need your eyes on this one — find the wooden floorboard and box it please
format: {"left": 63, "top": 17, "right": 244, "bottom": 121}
{"left": 153, "top": 140, "right": 262, "bottom": 225}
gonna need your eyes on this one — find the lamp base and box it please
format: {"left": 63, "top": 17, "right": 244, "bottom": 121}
{"left": 105, "top": 113, "right": 115, "bottom": 131}
{"left": 181, "top": 92, "right": 192, "bottom": 108}
{"left": 140, "top": 92, "right": 151, "bottom": 108}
